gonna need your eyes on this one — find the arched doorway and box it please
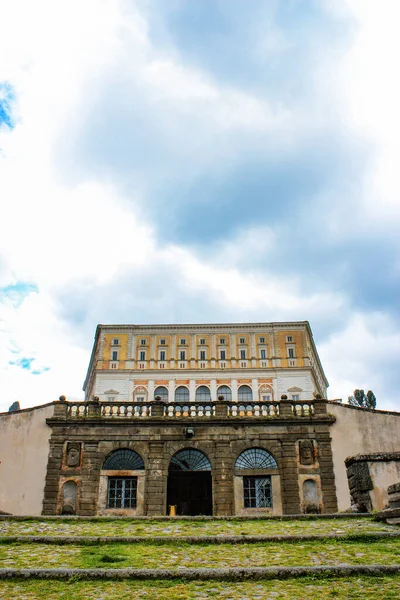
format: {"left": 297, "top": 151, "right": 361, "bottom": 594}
{"left": 167, "top": 449, "right": 212, "bottom": 516}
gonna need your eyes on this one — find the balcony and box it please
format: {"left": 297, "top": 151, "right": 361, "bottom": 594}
{"left": 52, "top": 398, "right": 328, "bottom": 421}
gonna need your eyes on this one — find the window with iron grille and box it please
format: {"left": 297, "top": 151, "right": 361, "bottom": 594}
{"left": 235, "top": 448, "right": 277, "bottom": 470}
{"left": 243, "top": 476, "right": 272, "bottom": 508}
{"left": 107, "top": 477, "right": 137, "bottom": 509}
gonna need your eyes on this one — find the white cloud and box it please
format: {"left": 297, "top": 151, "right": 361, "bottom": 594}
{"left": 0, "top": 0, "right": 399, "bottom": 412}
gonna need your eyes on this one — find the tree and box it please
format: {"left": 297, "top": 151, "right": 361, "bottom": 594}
{"left": 348, "top": 389, "right": 376, "bottom": 410}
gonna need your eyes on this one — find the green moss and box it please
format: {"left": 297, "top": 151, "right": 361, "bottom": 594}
{"left": 1, "top": 538, "right": 400, "bottom": 569}
{"left": 0, "top": 517, "right": 395, "bottom": 538}
{"left": 1, "top": 575, "right": 400, "bottom": 599}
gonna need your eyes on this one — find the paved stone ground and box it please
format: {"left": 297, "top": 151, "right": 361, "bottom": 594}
{"left": 0, "top": 516, "right": 399, "bottom": 598}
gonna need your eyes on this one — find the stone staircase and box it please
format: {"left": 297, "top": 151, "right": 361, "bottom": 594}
{"left": 0, "top": 514, "right": 400, "bottom": 599}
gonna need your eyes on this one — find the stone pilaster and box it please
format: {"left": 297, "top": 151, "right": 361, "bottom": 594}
{"left": 145, "top": 442, "right": 167, "bottom": 516}
{"left": 213, "top": 441, "right": 234, "bottom": 516}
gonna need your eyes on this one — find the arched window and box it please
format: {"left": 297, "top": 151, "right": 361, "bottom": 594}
{"left": 102, "top": 449, "right": 144, "bottom": 510}
{"left": 235, "top": 448, "right": 278, "bottom": 470}
{"left": 195, "top": 386, "right": 211, "bottom": 402}
{"left": 238, "top": 385, "right": 253, "bottom": 402}
{"left": 103, "top": 448, "right": 144, "bottom": 470}
{"left": 169, "top": 448, "right": 211, "bottom": 471}
{"left": 175, "top": 386, "right": 189, "bottom": 402}
{"left": 217, "top": 385, "right": 232, "bottom": 401}
{"left": 154, "top": 386, "right": 168, "bottom": 402}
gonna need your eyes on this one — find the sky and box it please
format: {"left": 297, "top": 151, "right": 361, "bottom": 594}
{"left": 0, "top": 0, "right": 399, "bottom": 412}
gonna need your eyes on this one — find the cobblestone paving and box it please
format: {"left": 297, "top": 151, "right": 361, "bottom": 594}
{"left": 0, "top": 517, "right": 394, "bottom": 538}
{"left": 1, "top": 576, "right": 400, "bottom": 599}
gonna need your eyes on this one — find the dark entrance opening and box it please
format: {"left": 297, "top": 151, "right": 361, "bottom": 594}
{"left": 167, "top": 449, "right": 212, "bottom": 516}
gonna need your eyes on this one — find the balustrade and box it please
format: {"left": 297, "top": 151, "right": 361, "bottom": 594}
{"left": 63, "top": 399, "right": 320, "bottom": 420}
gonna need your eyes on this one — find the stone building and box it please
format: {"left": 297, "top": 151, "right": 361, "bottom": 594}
{"left": 1, "top": 321, "right": 400, "bottom": 517}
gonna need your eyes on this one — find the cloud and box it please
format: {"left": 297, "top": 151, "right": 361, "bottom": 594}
{"left": 0, "top": 0, "right": 399, "bottom": 413}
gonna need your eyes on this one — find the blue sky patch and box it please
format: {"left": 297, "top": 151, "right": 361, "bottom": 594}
{"left": 0, "top": 282, "right": 39, "bottom": 307}
{"left": 0, "top": 82, "right": 16, "bottom": 130}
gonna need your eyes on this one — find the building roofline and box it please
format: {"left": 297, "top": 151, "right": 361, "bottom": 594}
{"left": 83, "top": 320, "right": 329, "bottom": 390}
{"left": 95, "top": 320, "right": 310, "bottom": 330}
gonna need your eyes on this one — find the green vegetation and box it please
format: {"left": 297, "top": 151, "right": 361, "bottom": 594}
{"left": 0, "top": 516, "right": 393, "bottom": 538}
{"left": 1, "top": 576, "right": 400, "bottom": 600}
{"left": 1, "top": 538, "right": 400, "bottom": 569}
{"left": 1, "top": 516, "right": 399, "bottom": 598}
{"left": 348, "top": 389, "right": 377, "bottom": 410}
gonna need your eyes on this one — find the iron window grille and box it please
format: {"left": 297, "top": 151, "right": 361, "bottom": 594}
{"left": 103, "top": 449, "right": 144, "bottom": 471}
{"left": 107, "top": 477, "right": 137, "bottom": 509}
{"left": 170, "top": 449, "right": 211, "bottom": 471}
{"left": 235, "top": 448, "right": 278, "bottom": 470}
{"left": 243, "top": 476, "right": 272, "bottom": 508}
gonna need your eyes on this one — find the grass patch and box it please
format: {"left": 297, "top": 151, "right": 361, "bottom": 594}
{"left": 0, "top": 575, "right": 400, "bottom": 599}
{"left": 0, "top": 517, "right": 395, "bottom": 538}
{"left": 1, "top": 538, "right": 400, "bottom": 569}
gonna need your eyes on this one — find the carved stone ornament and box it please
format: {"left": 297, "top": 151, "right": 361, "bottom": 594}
{"left": 66, "top": 442, "right": 81, "bottom": 468}
{"left": 299, "top": 440, "right": 315, "bottom": 465}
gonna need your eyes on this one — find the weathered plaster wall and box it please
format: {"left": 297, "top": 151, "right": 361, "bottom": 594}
{"left": 0, "top": 404, "right": 54, "bottom": 515}
{"left": 329, "top": 403, "right": 400, "bottom": 511}
{"left": 369, "top": 461, "right": 400, "bottom": 511}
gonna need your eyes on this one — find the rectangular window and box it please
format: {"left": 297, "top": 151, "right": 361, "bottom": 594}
{"left": 243, "top": 476, "right": 272, "bottom": 508}
{"left": 288, "top": 348, "right": 295, "bottom": 358}
{"left": 262, "top": 394, "right": 271, "bottom": 402}
{"left": 136, "top": 396, "right": 144, "bottom": 402}
{"left": 286, "top": 336, "right": 293, "bottom": 343}
{"left": 159, "top": 351, "right": 166, "bottom": 361}
{"left": 160, "top": 339, "right": 166, "bottom": 345}
{"left": 200, "top": 338, "right": 206, "bottom": 345}
{"left": 139, "top": 351, "right": 146, "bottom": 361}
{"left": 107, "top": 396, "right": 115, "bottom": 402}
{"left": 260, "top": 349, "right": 266, "bottom": 359}
{"left": 240, "top": 349, "right": 246, "bottom": 359}
{"left": 180, "top": 350, "right": 186, "bottom": 360}
{"left": 140, "top": 339, "right": 146, "bottom": 345}
{"left": 112, "top": 338, "right": 119, "bottom": 346}
{"left": 200, "top": 350, "right": 206, "bottom": 360}
{"left": 292, "top": 394, "right": 300, "bottom": 401}
{"left": 220, "top": 350, "right": 226, "bottom": 360}
{"left": 112, "top": 351, "right": 118, "bottom": 361}
{"left": 180, "top": 338, "right": 186, "bottom": 345}
{"left": 107, "top": 477, "right": 137, "bottom": 509}
{"left": 239, "top": 337, "right": 246, "bottom": 344}
{"left": 259, "top": 337, "right": 265, "bottom": 344}
{"left": 220, "top": 338, "right": 225, "bottom": 344}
